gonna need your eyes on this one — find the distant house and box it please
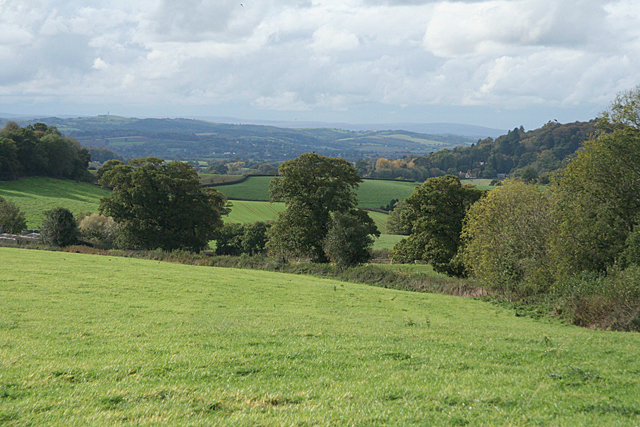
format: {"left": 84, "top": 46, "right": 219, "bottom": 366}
{"left": 465, "top": 171, "right": 477, "bottom": 179}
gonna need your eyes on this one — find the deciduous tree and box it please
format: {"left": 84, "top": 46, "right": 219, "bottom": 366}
{"left": 268, "top": 152, "right": 378, "bottom": 262}
{"left": 99, "top": 157, "right": 228, "bottom": 252}
{"left": 461, "top": 180, "right": 555, "bottom": 296}
{"left": 40, "top": 207, "right": 79, "bottom": 247}
{"left": 392, "top": 175, "right": 482, "bottom": 277}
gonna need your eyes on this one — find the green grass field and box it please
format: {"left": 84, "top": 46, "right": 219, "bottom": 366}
{"left": 215, "top": 176, "right": 272, "bottom": 200}
{"left": 1, "top": 247, "right": 639, "bottom": 426}
{"left": 215, "top": 176, "right": 419, "bottom": 209}
{"left": 356, "top": 180, "right": 418, "bottom": 209}
{"left": 0, "top": 177, "right": 111, "bottom": 228}
{"left": 225, "top": 200, "right": 285, "bottom": 224}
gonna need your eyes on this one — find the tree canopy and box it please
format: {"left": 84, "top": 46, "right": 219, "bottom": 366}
{"left": 392, "top": 175, "right": 482, "bottom": 276}
{"left": 0, "top": 122, "right": 91, "bottom": 181}
{"left": 268, "top": 152, "right": 378, "bottom": 263}
{"left": 99, "top": 157, "right": 228, "bottom": 252}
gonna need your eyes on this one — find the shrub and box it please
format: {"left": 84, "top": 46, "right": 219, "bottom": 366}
{"left": 553, "top": 268, "right": 640, "bottom": 330}
{"left": 78, "top": 213, "right": 121, "bottom": 248}
{"left": 461, "top": 180, "right": 555, "bottom": 297}
{"left": 41, "top": 207, "right": 80, "bottom": 247}
{"left": 323, "top": 211, "right": 376, "bottom": 270}
{"left": 0, "top": 197, "right": 27, "bottom": 234}
{"left": 216, "top": 222, "right": 271, "bottom": 256}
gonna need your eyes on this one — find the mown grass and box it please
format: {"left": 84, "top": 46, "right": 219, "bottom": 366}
{"left": 0, "top": 177, "right": 110, "bottom": 228}
{"left": 356, "top": 180, "right": 419, "bottom": 209}
{"left": 1, "top": 247, "right": 640, "bottom": 426}
{"left": 225, "top": 200, "right": 285, "bottom": 224}
{"left": 372, "top": 233, "right": 403, "bottom": 250}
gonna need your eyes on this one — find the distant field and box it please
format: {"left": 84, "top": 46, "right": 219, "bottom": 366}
{"left": 215, "top": 176, "right": 419, "bottom": 209}
{"left": 198, "top": 174, "right": 245, "bottom": 185}
{"left": 357, "top": 179, "right": 419, "bottom": 209}
{"left": 215, "top": 176, "right": 272, "bottom": 200}
{"left": 225, "top": 200, "right": 285, "bottom": 224}
{"left": 2, "top": 247, "right": 639, "bottom": 426}
{"left": 460, "top": 178, "right": 493, "bottom": 190}
{"left": 372, "top": 233, "right": 403, "bottom": 250}
{"left": 0, "top": 179, "right": 392, "bottom": 239}
{"left": 0, "top": 177, "right": 110, "bottom": 228}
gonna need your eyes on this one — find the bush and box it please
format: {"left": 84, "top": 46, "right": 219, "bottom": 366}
{"left": 323, "top": 212, "right": 376, "bottom": 270}
{"left": 40, "top": 207, "right": 80, "bottom": 247}
{"left": 553, "top": 268, "right": 640, "bottom": 330}
{"left": 216, "top": 222, "right": 270, "bottom": 256}
{"left": 0, "top": 197, "right": 27, "bottom": 234}
{"left": 78, "top": 213, "right": 121, "bottom": 248}
{"left": 461, "top": 180, "right": 555, "bottom": 297}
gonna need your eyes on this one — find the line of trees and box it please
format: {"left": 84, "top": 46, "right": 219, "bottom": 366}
{"left": 391, "top": 87, "right": 640, "bottom": 330}
{"left": 59, "top": 153, "right": 379, "bottom": 270}
{"left": 0, "top": 123, "right": 92, "bottom": 181}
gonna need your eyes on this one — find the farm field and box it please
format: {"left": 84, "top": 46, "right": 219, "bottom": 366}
{"left": 198, "top": 174, "right": 244, "bottom": 186}
{"left": 215, "top": 176, "right": 420, "bottom": 209}
{"left": 0, "top": 177, "right": 110, "bottom": 228}
{"left": 1, "top": 247, "right": 639, "bottom": 426}
{"left": 225, "top": 200, "right": 285, "bottom": 224}
{"left": 356, "top": 179, "right": 419, "bottom": 209}
{"left": 214, "top": 176, "right": 272, "bottom": 200}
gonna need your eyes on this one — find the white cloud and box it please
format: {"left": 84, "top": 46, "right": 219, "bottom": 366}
{"left": 0, "top": 0, "right": 639, "bottom": 128}
{"left": 310, "top": 25, "right": 360, "bottom": 52}
{"left": 91, "top": 57, "right": 109, "bottom": 70}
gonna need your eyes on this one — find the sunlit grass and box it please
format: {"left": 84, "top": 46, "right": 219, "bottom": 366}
{"left": 0, "top": 177, "right": 110, "bottom": 227}
{"left": 1, "top": 247, "right": 640, "bottom": 426}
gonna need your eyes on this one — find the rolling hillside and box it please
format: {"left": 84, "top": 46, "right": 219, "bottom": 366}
{"left": 0, "top": 177, "right": 110, "bottom": 227}
{"left": 1, "top": 115, "right": 479, "bottom": 162}
{"left": 1, "top": 247, "right": 638, "bottom": 426}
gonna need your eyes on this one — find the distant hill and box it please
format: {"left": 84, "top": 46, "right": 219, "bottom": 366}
{"left": 410, "top": 120, "right": 597, "bottom": 180}
{"left": 193, "top": 117, "right": 507, "bottom": 139}
{"left": 0, "top": 115, "right": 481, "bottom": 162}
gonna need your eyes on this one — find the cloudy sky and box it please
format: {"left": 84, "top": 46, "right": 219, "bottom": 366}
{"left": 1, "top": 0, "right": 639, "bottom": 130}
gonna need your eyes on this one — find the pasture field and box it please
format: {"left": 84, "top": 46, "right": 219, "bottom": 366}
{"left": 0, "top": 179, "right": 393, "bottom": 248}
{"left": 356, "top": 179, "right": 418, "bottom": 209}
{"left": 198, "top": 174, "right": 244, "bottom": 186}
{"left": 0, "top": 177, "right": 110, "bottom": 228}
{"left": 215, "top": 176, "right": 420, "bottom": 209}
{"left": 371, "top": 233, "right": 403, "bottom": 250}
{"left": 225, "top": 200, "right": 285, "bottom": 224}
{"left": 460, "top": 178, "right": 493, "bottom": 190}
{"left": 215, "top": 176, "right": 272, "bottom": 200}
{"left": 1, "top": 247, "right": 640, "bottom": 426}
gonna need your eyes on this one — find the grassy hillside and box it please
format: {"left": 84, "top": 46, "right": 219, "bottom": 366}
{"left": 215, "top": 176, "right": 272, "bottom": 200}
{"left": 1, "top": 247, "right": 639, "bottom": 426}
{"left": 0, "top": 177, "right": 110, "bottom": 228}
